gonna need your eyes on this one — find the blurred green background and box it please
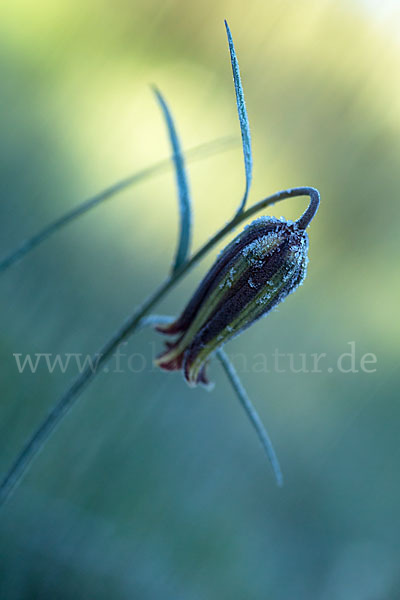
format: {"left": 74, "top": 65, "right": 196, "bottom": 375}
{"left": 1, "top": 0, "right": 400, "bottom": 598}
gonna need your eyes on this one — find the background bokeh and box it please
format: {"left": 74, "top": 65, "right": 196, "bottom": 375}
{"left": 1, "top": 0, "right": 399, "bottom": 598}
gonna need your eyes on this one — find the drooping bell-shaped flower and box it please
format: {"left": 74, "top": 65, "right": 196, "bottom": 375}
{"left": 155, "top": 194, "right": 319, "bottom": 387}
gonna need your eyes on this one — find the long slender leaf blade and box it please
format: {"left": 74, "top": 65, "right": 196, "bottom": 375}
{"left": 153, "top": 87, "right": 192, "bottom": 272}
{"left": 0, "top": 136, "right": 233, "bottom": 274}
{"left": 224, "top": 20, "right": 253, "bottom": 214}
{"left": 217, "top": 348, "right": 283, "bottom": 486}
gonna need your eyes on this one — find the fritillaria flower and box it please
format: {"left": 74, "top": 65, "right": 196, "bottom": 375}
{"left": 0, "top": 21, "right": 322, "bottom": 504}
{"left": 155, "top": 193, "right": 319, "bottom": 386}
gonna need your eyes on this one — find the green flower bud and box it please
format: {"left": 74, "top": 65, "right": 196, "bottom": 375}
{"left": 155, "top": 193, "right": 319, "bottom": 386}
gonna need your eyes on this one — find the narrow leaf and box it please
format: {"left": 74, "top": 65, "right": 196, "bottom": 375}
{"left": 224, "top": 19, "right": 253, "bottom": 214}
{"left": 0, "top": 136, "right": 233, "bottom": 274}
{"left": 138, "top": 314, "right": 174, "bottom": 330}
{"left": 217, "top": 348, "right": 283, "bottom": 486}
{"left": 153, "top": 87, "right": 192, "bottom": 272}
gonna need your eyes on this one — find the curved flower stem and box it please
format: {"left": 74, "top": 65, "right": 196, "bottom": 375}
{"left": 0, "top": 136, "right": 235, "bottom": 274}
{"left": 296, "top": 187, "right": 320, "bottom": 230}
{"left": 0, "top": 186, "right": 318, "bottom": 507}
{"left": 216, "top": 348, "right": 283, "bottom": 486}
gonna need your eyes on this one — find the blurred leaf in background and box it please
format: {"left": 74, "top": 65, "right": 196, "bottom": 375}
{"left": 1, "top": 0, "right": 400, "bottom": 598}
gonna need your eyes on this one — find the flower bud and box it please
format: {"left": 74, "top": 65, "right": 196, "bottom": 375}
{"left": 155, "top": 196, "right": 318, "bottom": 387}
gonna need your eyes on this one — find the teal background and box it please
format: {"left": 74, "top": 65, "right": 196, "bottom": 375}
{"left": 1, "top": 0, "right": 399, "bottom": 597}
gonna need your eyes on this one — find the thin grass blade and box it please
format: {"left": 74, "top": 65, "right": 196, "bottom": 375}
{"left": 153, "top": 87, "right": 192, "bottom": 272}
{"left": 224, "top": 19, "right": 253, "bottom": 214}
{"left": 217, "top": 348, "right": 283, "bottom": 486}
{"left": 0, "top": 136, "right": 234, "bottom": 274}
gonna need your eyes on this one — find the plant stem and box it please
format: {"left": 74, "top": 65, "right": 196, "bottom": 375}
{"left": 0, "top": 186, "right": 318, "bottom": 507}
